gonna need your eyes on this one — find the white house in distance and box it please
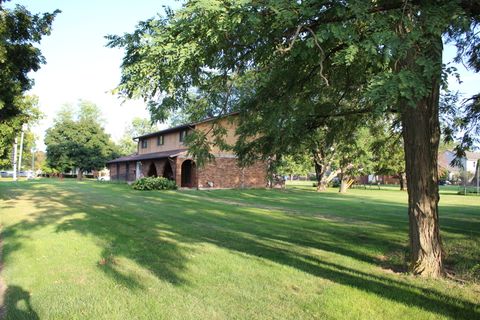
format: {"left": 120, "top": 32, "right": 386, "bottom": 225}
{"left": 438, "top": 150, "right": 480, "bottom": 181}
{"left": 463, "top": 151, "right": 480, "bottom": 174}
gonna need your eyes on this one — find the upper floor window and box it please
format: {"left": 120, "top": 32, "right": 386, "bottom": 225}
{"left": 157, "top": 135, "right": 164, "bottom": 146}
{"left": 179, "top": 130, "right": 188, "bottom": 143}
{"left": 141, "top": 139, "right": 148, "bottom": 149}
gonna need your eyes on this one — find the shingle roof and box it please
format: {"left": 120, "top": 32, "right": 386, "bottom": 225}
{"left": 107, "top": 149, "right": 187, "bottom": 164}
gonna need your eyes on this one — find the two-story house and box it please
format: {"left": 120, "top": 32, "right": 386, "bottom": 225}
{"left": 438, "top": 150, "right": 480, "bottom": 182}
{"left": 107, "top": 113, "right": 267, "bottom": 188}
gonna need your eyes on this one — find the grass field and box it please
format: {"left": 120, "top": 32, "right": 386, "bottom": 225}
{"left": 0, "top": 179, "right": 479, "bottom": 319}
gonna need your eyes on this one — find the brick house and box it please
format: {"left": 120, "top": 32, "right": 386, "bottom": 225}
{"left": 107, "top": 114, "right": 267, "bottom": 189}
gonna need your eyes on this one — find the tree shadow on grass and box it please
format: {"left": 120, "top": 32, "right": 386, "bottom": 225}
{"left": 2, "top": 285, "right": 39, "bottom": 320}
{"left": 0, "top": 180, "right": 479, "bottom": 318}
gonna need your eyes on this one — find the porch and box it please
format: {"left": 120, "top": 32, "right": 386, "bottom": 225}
{"left": 107, "top": 150, "right": 197, "bottom": 188}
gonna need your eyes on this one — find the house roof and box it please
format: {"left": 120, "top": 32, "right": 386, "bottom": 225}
{"left": 438, "top": 152, "right": 459, "bottom": 173}
{"left": 133, "top": 111, "right": 240, "bottom": 140}
{"left": 133, "top": 124, "right": 192, "bottom": 140}
{"left": 107, "top": 149, "right": 187, "bottom": 164}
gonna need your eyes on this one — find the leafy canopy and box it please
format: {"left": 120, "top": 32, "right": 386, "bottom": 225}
{"left": 0, "top": 2, "right": 58, "bottom": 165}
{"left": 108, "top": 1, "right": 480, "bottom": 163}
{"left": 45, "top": 101, "right": 118, "bottom": 172}
{"left": 0, "top": 2, "right": 59, "bottom": 121}
{"left": 0, "top": 95, "right": 41, "bottom": 166}
{"left": 118, "top": 117, "right": 159, "bottom": 156}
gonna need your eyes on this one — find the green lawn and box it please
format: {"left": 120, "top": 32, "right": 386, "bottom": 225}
{"left": 0, "top": 179, "right": 479, "bottom": 319}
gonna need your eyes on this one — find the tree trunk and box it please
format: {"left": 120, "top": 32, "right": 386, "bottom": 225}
{"left": 401, "top": 35, "right": 444, "bottom": 277}
{"left": 77, "top": 170, "right": 84, "bottom": 180}
{"left": 339, "top": 171, "right": 349, "bottom": 193}
{"left": 312, "top": 150, "right": 328, "bottom": 192}
{"left": 318, "top": 177, "right": 327, "bottom": 191}
{"left": 314, "top": 161, "right": 327, "bottom": 191}
{"left": 399, "top": 172, "right": 406, "bottom": 191}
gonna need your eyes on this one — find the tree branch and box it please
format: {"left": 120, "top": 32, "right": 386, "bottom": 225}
{"left": 304, "top": 26, "right": 329, "bottom": 86}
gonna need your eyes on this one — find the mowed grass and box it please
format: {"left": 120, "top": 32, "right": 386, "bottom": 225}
{"left": 0, "top": 179, "right": 479, "bottom": 319}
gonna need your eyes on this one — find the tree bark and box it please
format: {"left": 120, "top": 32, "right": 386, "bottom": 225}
{"left": 401, "top": 35, "right": 444, "bottom": 277}
{"left": 77, "top": 170, "right": 84, "bottom": 180}
{"left": 314, "top": 161, "right": 328, "bottom": 191}
{"left": 339, "top": 170, "right": 349, "bottom": 193}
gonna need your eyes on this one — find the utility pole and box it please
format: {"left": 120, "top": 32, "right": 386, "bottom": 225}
{"left": 31, "top": 147, "right": 35, "bottom": 176}
{"left": 12, "top": 136, "right": 18, "bottom": 182}
{"left": 476, "top": 161, "right": 479, "bottom": 196}
{"left": 18, "top": 123, "right": 26, "bottom": 174}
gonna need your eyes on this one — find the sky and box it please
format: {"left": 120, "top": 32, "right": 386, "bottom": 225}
{"left": 6, "top": 1, "right": 480, "bottom": 151}
{"left": 6, "top": 0, "right": 182, "bottom": 150}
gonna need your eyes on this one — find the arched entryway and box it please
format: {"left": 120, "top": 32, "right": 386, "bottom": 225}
{"left": 162, "top": 161, "right": 174, "bottom": 180}
{"left": 181, "top": 159, "right": 196, "bottom": 188}
{"left": 147, "top": 162, "right": 158, "bottom": 177}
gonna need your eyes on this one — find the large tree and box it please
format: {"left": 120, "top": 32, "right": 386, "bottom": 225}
{"left": 109, "top": 1, "right": 480, "bottom": 277}
{"left": 0, "top": 2, "right": 59, "bottom": 159}
{"left": 45, "top": 101, "right": 118, "bottom": 179}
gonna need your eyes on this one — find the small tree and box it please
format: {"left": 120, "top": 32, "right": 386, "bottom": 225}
{"left": 333, "top": 127, "right": 373, "bottom": 193}
{"left": 0, "top": 96, "right": 42, "bottom": 168}
{"left": 276, "top": 154, "right": 312, "bottom": 181}
{"left": 371, "top": 122, "right": 406, "bottom": 190}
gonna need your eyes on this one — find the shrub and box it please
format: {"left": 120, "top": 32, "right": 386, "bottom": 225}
{"left": 330, "top": 180, "right": 341, "bottom": 188}
{"left": 131, "top": 177, "right": 178, "bottom": 190}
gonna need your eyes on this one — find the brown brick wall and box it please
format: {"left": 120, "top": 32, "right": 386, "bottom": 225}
{"left": 195, "top": 116, "right": 238, "bottom": 155}
{"left": 110, "top": 157, "right": 266, "bottom": 188}
{"left": 196, "top": 157, "right": 267, "bottom": 189}
{"left": 379, "top": 175, "right": 400, "bottom": 184}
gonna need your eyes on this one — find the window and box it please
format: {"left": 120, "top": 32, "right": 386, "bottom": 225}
{"left": 141, "top": 139, "right": 148, "bottom": 148}
{"left": 157, "top": 135, "right": 164, "bottom": 146}
{"left": 179, "top": 130, "right": 188, "bottom": 143}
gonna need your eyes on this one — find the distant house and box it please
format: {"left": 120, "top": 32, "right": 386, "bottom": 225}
{"left": 438, "top": 150, "right": 480, "bottom": 180}
{"left": 462, "top": 151, "right": 480, "bottom": 174}
{"left": 107, "top": 113, "right": 267, "bottom": 189}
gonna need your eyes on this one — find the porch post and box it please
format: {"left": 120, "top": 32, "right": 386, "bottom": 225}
{"left": 135, "top": 161, "right": 142, "bottom": 180}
